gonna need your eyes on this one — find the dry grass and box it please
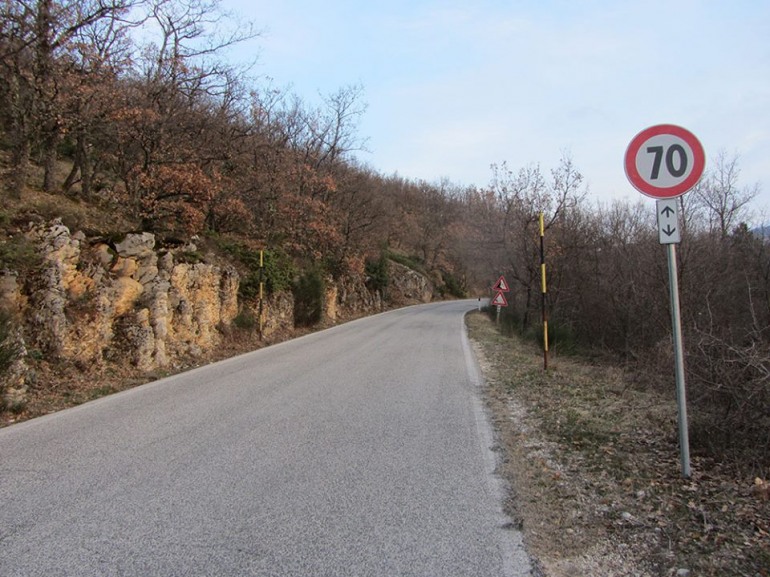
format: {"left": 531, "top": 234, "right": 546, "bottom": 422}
{"left": 466, "top": 310, "right": 770, "bottom": 577}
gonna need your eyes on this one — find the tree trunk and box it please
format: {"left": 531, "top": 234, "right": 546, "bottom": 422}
{"left": 80, "top": 141, "right": 92, "bottom": 198}
{"left": 7, "top": 68, "right": 31, "bottom": 199}
{"left": 36, "top": 0, "right": 57, "bottom": 194}
{"left": 42, "top": 134, "right": 59, "bottom": 193}
{"left": 62, "top": 131, "right": 93, "bottom": 197}
{"left": 523, "top": 285, "right": 532, "bottom": 331}
{"left": 10, "top": 137, "right": 30, "bottom": 200}
{"left": 9, "top": 105, "right": 31, "bottom": 199}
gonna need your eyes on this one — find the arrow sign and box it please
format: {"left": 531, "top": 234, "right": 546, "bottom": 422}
{"left": 491, "top": 292, "right": 508, "bottom": 307}
{"left": 493, "top": 276, "right": 510, "bottom": 292}
{"left": 656, "top": 198, "right": 681, "bottom": 244}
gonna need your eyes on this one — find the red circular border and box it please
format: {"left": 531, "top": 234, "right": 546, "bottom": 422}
{"left": 624, "top": 124, "right": 705, "bottom": 199}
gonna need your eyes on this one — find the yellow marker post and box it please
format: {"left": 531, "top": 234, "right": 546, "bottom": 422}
{"left": 258, "top": 250, "right": 265, "bottom": 340}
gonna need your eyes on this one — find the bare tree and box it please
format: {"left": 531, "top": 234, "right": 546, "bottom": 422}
{"left": 112, "top": 0, "right": 258, "bottom": 209}
{"left": 692, "top": 150, "right": 759, "bottom": 237}
{"left": 487, "top": 154, "right": 586, "bottom": 330}
{"left": 304, "top": 84, "right": 368, "bottom": 175}
{"left": 0, "top": 0, "right": 140, "bottom": 196}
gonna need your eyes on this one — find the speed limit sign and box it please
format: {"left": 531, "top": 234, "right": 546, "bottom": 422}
{"left": 624, "top": 124, "right": 705, "bottom": 199}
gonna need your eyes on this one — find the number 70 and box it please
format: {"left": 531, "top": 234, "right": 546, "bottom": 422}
{"left": 646, "top": 144, "right": 688, "bottom": 179}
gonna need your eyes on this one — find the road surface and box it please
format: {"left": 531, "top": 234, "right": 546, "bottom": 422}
{"left": 1, "top": 300, "right": 531, "bottom": 576}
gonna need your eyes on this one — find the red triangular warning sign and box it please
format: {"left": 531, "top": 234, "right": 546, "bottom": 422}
{"left": 493, "top": 276, "right": 510, "bottom": 292}
{"left": 491, "top": 291, "right": 508, "bottom": 307}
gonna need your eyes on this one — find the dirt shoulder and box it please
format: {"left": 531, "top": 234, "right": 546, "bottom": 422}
{"left": 466, "top": 311, "right": 769, "bottom": 577}
{"left": 1, "top": 322, "right": 313, "bottom": 428}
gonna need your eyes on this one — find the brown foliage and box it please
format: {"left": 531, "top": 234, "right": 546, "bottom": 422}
{"left": 138, "top": 164, "right": 215, "bottom": 235}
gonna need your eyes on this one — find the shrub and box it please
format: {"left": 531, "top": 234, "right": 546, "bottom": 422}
{"left": 487, "top": 305, "right": 524, "bottom": 338}
{"left": 293, "top": 268, "right": 325, "bottom": 327}
{"left": 385, "top": 250, "right": 426, "bottom": 275}
{"left": 486, "top": 305, "right": 576, "bottom": 355}
{"left": 217, "top": 240, "right": 295, "bottom": 300}
{"left": 539, "top": 319, "right": 578, "bottom": 356}
{"left": 438, "top": 270, "right": 467, "bottom": 299}
{"left": 176, "top": 250, "right": 204, "bottom": 264}
{"left": 365, "top": 253, "right": 389, "bottom": 293}
{"left": 0, "top": 309, "right": 22, "bottom": 381}
{"left": 0, "top": 236, "right": 42, "bottom": 272}
{"left": 232, "top": 310, "right": 257, "bottom": 331}
{"left": 686, "top": 329, "right": 770, "bottom": 470}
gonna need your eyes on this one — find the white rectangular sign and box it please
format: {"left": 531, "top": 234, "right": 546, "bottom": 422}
{"left": 656, "top": 199, "right": 681, "bottom": 244}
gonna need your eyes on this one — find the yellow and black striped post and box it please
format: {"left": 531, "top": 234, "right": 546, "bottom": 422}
{"left": 258, "top": 250, "right": 265, "bottom": 340}
{"left": 540, "top": 213, "right": 549, "bottom": 371}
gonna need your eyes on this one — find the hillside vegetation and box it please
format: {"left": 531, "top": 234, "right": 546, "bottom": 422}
{"left": 1, "top": 0, "right": 769, "bottom": 479}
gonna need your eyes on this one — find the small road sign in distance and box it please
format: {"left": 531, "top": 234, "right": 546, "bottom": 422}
{"left": 491, "top": 292, "right": 508, "bottom": 307}
{"left": 625, "top": 124, "right": 705, "bottom": 199}
{"left": 493, "top": 276, "right": 510, "bottom": 292}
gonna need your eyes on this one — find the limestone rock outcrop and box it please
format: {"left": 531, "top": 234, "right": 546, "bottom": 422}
{"left": 386, "top": 260, "right": 434, "bottom": 305}
{"left": 1, "top": 221, "right": 435, "bottom": 413}
{"left": 24, "top": 221, "right": 240, "bottom": 371}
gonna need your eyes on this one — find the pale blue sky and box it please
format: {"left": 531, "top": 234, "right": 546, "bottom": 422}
{"left": 221, "top": 0, "right": 770, "bottom": 213}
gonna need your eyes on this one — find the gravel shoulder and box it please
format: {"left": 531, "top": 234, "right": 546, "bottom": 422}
{"left": 466, "top": 311, "right": 769, "bottom": 577}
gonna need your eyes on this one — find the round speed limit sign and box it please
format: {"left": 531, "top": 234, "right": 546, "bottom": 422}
{"left": 624, "top": 124, "right": 705, "bottom": 199}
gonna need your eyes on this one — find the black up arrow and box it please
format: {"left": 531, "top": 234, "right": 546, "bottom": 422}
{"left": 661, "top": 205, "right": 675, "bottom": 217}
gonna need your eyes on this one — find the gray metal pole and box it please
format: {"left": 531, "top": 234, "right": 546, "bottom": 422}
{"left": 666, "top": 243, "right": 691, "bottom": 478}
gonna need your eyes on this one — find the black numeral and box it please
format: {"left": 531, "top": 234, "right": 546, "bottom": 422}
{"left": 646, "top": 146, "right": 664, "bottom": 179}
{"left": 646, "top": 144, "right": 688, "bottom": 180}
{"left": 666, "top": 144, "right": 687, "bottom": 177}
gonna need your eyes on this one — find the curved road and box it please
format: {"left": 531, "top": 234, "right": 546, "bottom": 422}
{"left": 1, "top": 300, "right": 531, "bottom": 576}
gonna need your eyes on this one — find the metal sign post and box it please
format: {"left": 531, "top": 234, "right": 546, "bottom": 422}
{"left": 656, "top": 199, "right": 690, "bottom": 477}
{"left": 665, "top": 240, "right": 691, "bottom": 478}
{"left": 625, "top": 124, "right": 705, "bottom": 479}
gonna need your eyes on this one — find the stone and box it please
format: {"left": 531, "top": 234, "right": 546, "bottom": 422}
{"left": 94, "top": 244, "right": 115, "bottom": 269}
{"left": 0, "top": 271, "right": 20, "bottom": 312}
{"left": 110, "top": 277, "right": 144, "bottom": 317}
{"left": 115, "top": 232, "right": 155, "bottom": 259}
{"left": 386, "top": 260, "right": 433, "bottom": 305}
{"left": 111, "top": 257, "right": 138, "bottom": 278}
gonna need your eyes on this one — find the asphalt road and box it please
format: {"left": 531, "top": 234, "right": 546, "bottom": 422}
{"left": 0, "top": 300, "right": 531, "bottom": 576}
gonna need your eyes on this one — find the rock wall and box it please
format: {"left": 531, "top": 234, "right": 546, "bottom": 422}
{"left": 22, "top": 221, "right": 240, "bottom": 372}
{"left": 323, "top": 260, "right": 431, "bottom": 322}
{"left": 1, "top": 222, "right": 436, "bottom": 411}
{"left": 324, "top": 278, "right": 382, "bottom": 323}
{"left": 386, "top": 260, "right": 433, "bottom": 305}
{"left": 0, "top": 271, "right": 27, "bottom": 410}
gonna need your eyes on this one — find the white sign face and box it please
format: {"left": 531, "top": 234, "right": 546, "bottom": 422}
{"left": 493, "top": 276, "right": 509, "bottom": 292}
{"left": 491, "top": 292, "right": 508, "bottom": 307}
{"left": 624, "top": 124, "right": 705, "bottom": 199}
{"left": 635, "top": 133, "right": 693, "bottom": 189}
{"left": 656, "top": 198, "right": 681, "bottom": 244}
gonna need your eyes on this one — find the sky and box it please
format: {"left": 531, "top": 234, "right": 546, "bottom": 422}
{"left": 219, "top": 0, "right": 770, "bottom": 215}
